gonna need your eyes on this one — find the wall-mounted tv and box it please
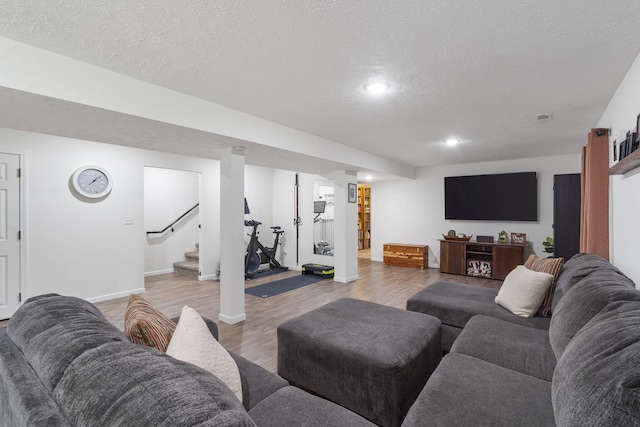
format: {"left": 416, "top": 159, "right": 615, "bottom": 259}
{"left": 444, "top": 172, "right": 538, "bottom": 221}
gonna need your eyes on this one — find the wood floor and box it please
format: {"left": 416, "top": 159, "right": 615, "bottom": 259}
{"left": 2, "top": 253, "right": 500, "bottom": 373}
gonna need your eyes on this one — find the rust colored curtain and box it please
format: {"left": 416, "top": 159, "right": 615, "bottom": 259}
{"left": 580, "top": 128, "right": 609, "bottom": 259}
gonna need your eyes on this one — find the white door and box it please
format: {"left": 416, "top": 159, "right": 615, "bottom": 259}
{"left": 0, "top": 153, "right": 21, "bottom": 319}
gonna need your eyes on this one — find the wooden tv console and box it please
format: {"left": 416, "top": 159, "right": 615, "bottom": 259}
{"left": 439, "top": 239, "right": 524, "bottom": 280}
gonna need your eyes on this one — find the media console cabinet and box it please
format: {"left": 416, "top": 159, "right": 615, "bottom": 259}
{"left": 439, "top": 239, "right": 524, "bottom": 280}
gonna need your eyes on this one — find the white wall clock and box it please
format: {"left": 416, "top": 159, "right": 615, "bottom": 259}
{"left": 71, "top": 166, "right": 113, "bottom": 199}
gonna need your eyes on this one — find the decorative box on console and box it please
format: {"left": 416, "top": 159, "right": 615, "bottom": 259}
{"left": 467, "top": 259, "right": 492, "bottom": 278}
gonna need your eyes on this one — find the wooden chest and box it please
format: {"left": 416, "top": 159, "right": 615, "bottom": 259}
{"left": 383, "top": 243, "right": 429, "bottom": 269}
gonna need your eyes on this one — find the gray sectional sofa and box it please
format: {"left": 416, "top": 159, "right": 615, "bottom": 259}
{"left": 403, "top": 253, "right": 640, "bottom": 426}
{"left": 0, "top": 294, "right": 375, "bottom": 426}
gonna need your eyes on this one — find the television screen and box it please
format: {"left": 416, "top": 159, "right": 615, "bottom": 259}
{"left": 244, "top": 198, "right": 250, "bottom": 215}
{"left": 314, "top": 200, "right": 326, "bottom": 214}
{"left": 444, "top": 172, "right": 538, "bottom": 221}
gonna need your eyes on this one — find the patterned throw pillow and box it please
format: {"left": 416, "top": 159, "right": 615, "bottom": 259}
{"left": 124, "top": 294, "right": 176, "bottom": 352}
{"left": 524, "top": 255, "right": 565, "bottom": 317}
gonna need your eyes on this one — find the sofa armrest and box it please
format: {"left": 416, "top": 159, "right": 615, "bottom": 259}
{"left": 231, "top": 352, "right": 289, "bottom": 411}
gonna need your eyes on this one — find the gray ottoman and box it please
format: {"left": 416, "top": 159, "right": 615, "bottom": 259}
{"left": 277, "top": 298, "right": 442, "bottom": 427}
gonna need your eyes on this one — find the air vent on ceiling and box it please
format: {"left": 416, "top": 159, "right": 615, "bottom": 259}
{"left": 536, "top": 113, "right": 552, "bottom": 122}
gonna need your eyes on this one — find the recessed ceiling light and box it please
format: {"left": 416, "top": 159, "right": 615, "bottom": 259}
{"left": 365, "top": 175, "right": 373, "bottom": 181}
{"left": 364, "top": 81, "right": 390, "bottom": 95}
{"left": 445, "top": 138, "right": 459, "bottom": 146}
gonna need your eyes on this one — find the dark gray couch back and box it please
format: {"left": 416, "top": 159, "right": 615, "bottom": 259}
{"left": 550, "top": 253, "right": 632, "bottom": 314}
{"left": 6, "top": 293, "right": 128, "bottom": 392}
{"left": 549, "top": 268, "right": 638, "bottom": 358}
{"left": 5, "top": 294, "right": 255, "bottom": 426}
{"left": 552, "top": 300, "right": 640, "bottom": 426}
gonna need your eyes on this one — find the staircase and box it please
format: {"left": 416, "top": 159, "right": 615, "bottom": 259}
{"left": 173, "top": 243, "right": 199, "bottom": 277}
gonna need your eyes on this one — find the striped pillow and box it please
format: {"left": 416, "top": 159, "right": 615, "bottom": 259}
{"left": 124, "top": 294, "right": 176, "bottom": 352}
{"left": 524, "top": 255, "right": 565, "bottom": 317}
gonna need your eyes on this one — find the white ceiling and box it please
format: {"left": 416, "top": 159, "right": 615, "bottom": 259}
{"left": 1, "top": 1, "right": 640, "bottom": 178}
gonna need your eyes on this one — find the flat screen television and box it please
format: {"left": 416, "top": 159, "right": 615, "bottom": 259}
{"left": 444, "top": 172, "right": 538, "bottom": 221}
{"left": 314, "top": 200, "right": 326, "bottom": 214}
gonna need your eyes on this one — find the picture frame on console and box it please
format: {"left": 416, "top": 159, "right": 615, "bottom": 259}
{"left": 510, "top": 232, "right": 526, "bottom": 245}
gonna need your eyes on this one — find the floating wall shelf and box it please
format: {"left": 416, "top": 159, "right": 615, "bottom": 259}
{"left": 609, "top": 148, "right": 640, "bottom": 175}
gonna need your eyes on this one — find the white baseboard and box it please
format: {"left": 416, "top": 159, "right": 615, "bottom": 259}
{"left": 334, "top": 274, "right": 359, "bottom": 283}
{"left": 144, "top": 268, "right": 173, "bottom": 277}
{"left": 87, "top": 288, "right": 145, "bottom": 303}
{"left": 199, "top": 273, "right": 218, "bottom": 281}
{"left": 219, "top": 312, "right": 246, "bottom": 324}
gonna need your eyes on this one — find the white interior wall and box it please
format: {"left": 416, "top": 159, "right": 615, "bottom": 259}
{"left": 597, "top": 50, "right": 640, "bottom": 288}
{"left": 144, "top": 167, "right": 200, "bottom": 276}
{"left": 371, "top": 154, "right": 581, "bottom": 266}
{"left": 0, "top": 127, "right": 221, "bottom": 301}
{"left": 244, "top": 165, "right": 275, "bottom": 234}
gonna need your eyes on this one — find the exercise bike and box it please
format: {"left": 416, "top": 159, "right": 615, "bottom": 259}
{"left": 244, "top": 219, "right": 288, "bottom": 278}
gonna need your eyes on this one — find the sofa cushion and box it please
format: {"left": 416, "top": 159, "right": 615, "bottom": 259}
{"left": 548, "top": 271, "right": 640, "bottom": 358}
{"left": 524, "top": 255, "right": 564, "bottom": 316}
{"left": 167, "top": 305, "right": 243, "bottom": 403}
{"left": 124, "top": 294, "right": 176, "bottom": 352}
{"left": 495, "top": 265, "right": 553, "bottom": 317}
{"left": 407, "top": 281, "right": 551, "bottom": 332}
{"left": 552, "top": 300, "right": 640, "bottom": 426}
{"left": 53, "top": 341, "right": 255, "bottom": 426}
{"left": 402, "top": 353, "right": 555, "bottom": 427}
{"left": 450, "top": 315, "right": 556, "bottom": 381}
{"left": 248, "top": 386, "right": 376, "bottom": 427}
{"left": 6, "top": 294, "right": 127, "bottom": 392}
{"left": 550, "top": 253, "right": 633, "bottom": 314}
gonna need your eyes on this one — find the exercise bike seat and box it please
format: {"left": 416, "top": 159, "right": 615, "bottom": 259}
{"left": 244, "top": 219, "right": 262, "bottom": 227}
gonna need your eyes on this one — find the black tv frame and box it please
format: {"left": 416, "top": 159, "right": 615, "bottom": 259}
{"left": 444, "top": 172, "right": 538, "bottom": 222}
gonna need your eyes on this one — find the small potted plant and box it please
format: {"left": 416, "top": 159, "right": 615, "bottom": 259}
{"left": 542, "top": 237, "right": 554, "bottom": 256}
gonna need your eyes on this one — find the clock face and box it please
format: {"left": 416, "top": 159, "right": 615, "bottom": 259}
{"left": 72, "top": 166, "right": 113, "bottom": 199}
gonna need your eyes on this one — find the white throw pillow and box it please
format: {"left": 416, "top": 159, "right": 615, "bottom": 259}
{"left": 495, "top": 265, "right": 554, "bottom": 318}
{"left": 166, "top": 305, "right": 243, "bottom": 403}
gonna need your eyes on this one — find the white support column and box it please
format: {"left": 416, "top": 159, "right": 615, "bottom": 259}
{"left": 333, "top": 171, "right": 359, "bottom": 283}
{"left": 219, "top": 147, "right": 247, "bottom": 324}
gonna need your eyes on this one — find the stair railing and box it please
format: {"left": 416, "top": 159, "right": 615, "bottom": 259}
{"left": 146, "top": 203, "right": 199, "bottom": 235}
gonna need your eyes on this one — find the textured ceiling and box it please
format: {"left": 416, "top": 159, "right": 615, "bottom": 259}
{"left": 1, "top": 1, "right": 640, "bottom": 175}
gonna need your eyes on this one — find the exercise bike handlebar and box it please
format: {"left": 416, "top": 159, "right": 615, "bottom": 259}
{"left": 244, "top": 220, "right": 284, "bottom": 234}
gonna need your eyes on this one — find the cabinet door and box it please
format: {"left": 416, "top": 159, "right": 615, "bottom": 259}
{"left": 492, "top": 246, "right": 524, "bottom": 280}
{"left": 440, "top": 241, "right": 465, "bottom": 275}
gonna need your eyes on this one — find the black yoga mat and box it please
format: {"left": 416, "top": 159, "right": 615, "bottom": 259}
{"left": 245, "top": 274, "right": 327, "bottom": 298}
{"left": 245, "top": 268, "right": 287, "bottom": 280}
